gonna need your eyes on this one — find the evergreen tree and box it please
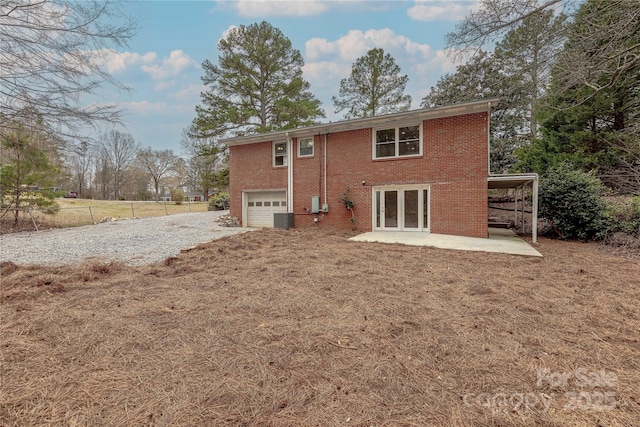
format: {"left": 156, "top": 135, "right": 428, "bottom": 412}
{"left": 516, "top": 0, "right": 640, "bottom": 193}
{"left": 333, "top": 48, "right": 411, "bottom": 119}
{"left": 539, "top": 163, "right": 609, "bottom": 240}
{"left": 1, "top": 119, "right": 60, "bottom": 225}
{"left": 181, "top": 128, "right": 226, "bottom": 202}
{"left": 494, "top": 9, "right": 566, "bottom": 141}
{"left": 193, "top": 21, "right": 324, "bottom": 138}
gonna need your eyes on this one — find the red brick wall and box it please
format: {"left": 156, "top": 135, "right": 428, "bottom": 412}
{"left": 229, "top": 112, "right": 489, "bottom": 238}
{"left": 228, "top": 141, "right": 287, "bottom": 219}
{"left": 423, "top": 114, "right": 489, "bottom": 237}
{"left": 292, "top": 135, "right": 323, "bottom": 219}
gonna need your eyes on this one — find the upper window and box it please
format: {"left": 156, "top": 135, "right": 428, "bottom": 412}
{"left": 374, "top": 125, "right": 421, "bottom": 159}
{"left": 273, "top": 141, "right": 287, "bottom": 167}
{"left": 298, "top": 137, "right": 314, "bottom": 157}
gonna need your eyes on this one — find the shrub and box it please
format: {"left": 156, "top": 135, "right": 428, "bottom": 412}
{"left": 170, "top": 188, "right": 185, "bottom": 205}
{"left": 539, "top": 163, "right": 609, "bottom": 240}
{"left": 605, "top": 196, "right": 640, "bottom": 237}
{"left": 208, "top": 192, "right": 230, "bottom": 211}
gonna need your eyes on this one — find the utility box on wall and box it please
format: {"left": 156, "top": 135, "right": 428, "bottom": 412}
{"left": 274, "top": 212, "right": 295, "bottom": 229}
{"left": 311, "top": 196, "right": 320, "bottom": 213}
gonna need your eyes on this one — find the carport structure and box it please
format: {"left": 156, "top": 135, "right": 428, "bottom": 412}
{"left": 488, "top": 173, "right": 539, "bottom": 243}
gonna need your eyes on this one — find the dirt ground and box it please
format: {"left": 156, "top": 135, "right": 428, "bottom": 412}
{"left": 1, "top": 228, "right": 639, "bottom": 426}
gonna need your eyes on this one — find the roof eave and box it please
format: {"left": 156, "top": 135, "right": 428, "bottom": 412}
{"left": 222, "top": 98, "right": 500, "bottom": 147}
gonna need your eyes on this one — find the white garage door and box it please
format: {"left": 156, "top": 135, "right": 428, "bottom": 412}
{"left": 246, "top": 191, "right": 287, "bottom": 227}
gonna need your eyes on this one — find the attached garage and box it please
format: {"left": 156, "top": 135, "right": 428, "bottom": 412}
{"left": 244, "top": 191, "right": 287, "bottom": 228}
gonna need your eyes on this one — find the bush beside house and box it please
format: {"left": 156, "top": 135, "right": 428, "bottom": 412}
{"left": 208, "top": 192, "right": 230, "bottom": 211}
{"left": 539, "top": 163, "right": 640, "bottom": 244}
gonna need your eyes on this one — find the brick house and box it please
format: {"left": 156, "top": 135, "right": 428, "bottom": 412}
{"left": 221, "top": 98, "right": 536, "bottom": 239}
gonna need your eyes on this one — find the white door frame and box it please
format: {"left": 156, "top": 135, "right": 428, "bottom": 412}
{"left": 372, "top": 185, "right": 430, "bottom": 232}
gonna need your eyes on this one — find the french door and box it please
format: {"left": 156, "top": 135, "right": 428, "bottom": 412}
{"left": 374, "top": 186, "right": 430, "bottom": 231}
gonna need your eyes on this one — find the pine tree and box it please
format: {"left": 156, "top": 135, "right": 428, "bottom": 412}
{"left": 516, "top": 0, "right": 640, "bottom": 193}
{"left": 1, "top": 119, "right": 61, "bottom": 225}
{"left": 332, "top": 48, "right": 411, "bottom": 119}
{"left": 193, "top": 21, "right": 324, "bottom": 138}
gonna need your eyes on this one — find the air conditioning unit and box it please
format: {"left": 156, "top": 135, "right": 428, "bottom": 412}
{"left": 274, "top": 212, "right": 294, "bottom": 229}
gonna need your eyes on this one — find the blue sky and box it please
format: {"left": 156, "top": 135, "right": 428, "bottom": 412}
{"left": 95, "top": 0, "right": 479, "bottom": 155}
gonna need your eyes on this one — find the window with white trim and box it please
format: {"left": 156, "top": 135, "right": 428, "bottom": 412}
{"left": 273, "top": 141, "right": 287, "bottom": 166}
{"left": 298, "top": 137, "right": 314, "bottom": 157}
{"left": 374, "top": 125, "right": 421, "bottom": 159}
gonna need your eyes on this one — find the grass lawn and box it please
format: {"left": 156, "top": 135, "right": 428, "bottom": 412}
{"left": 32, "top": 198, "right": 208, "bottom": 227}
{"left": 1, "top": 228, "right": 639, "bottom": 426}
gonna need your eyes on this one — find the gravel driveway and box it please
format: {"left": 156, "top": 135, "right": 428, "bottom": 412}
{"left": 0, "top": 211, "right": 252, "bottom": 266}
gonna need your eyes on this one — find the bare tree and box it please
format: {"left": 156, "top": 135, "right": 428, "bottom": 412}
{"left": 550, "top": 0, "right": 640, "bottom": 104}
{"left": 446, "top": 0, "right": 565, "bottom": 54}
{"left": 100, "top": 130, "right": 138, "bottom": 200}
{"left": 446, "top": 0, "right": 638, "bottom": 102}
{"left": 122, "top": 163, "right": 152, "bottom": 201}
{"left": 92, "top": 148, "right": 111, "bottom": 200}
{"left": 137, "top": 147, "right": 181, "bottom": 202}
{"left": 0, "top": 0, "right": 138, "bottom": 143}
{"left": 65, "top": 141, "right": 94, "bottom": 197}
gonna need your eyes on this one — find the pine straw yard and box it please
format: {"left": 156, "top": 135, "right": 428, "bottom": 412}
{"left": 1, "top": 228, "right": 639, "bottom": 426}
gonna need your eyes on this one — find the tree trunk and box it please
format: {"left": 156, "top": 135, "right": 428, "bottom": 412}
{"left": 154, "top": 179, "right": 160, "bottom": 202}
{"left": 13, "top": 153, "right": 22, "bottom": 226}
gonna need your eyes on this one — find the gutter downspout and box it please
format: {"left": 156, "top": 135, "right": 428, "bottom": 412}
{"left": 324, "top": 133, "right": 328, "bottom": 205}
{"left": 487, "top": 101, "right": 492, "bottom": 238}
{"left": 286, "top": 132, "right": 293, "bottom": 213}
{"left": 532, "top": 174, "right": 538, "bottom": 244}
{"left": 487, "top": 101, "right": 492, "bottom": 174}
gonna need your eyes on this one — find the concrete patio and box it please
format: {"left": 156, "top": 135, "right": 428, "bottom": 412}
{"left": 348, "top": 227, "right": 542, "bottom": 257}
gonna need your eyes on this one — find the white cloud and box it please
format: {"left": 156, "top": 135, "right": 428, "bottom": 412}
{"left": 102, "top": 51, "right": 157, "bottom": 74}
{"left": 407, "top": 0, "right": 479, "bottom": 22}
{"left": 141, "top": 50, "right": 198, "bottom": 81}
{"left": 226, "top": 0, "right": 328, "bottom": 17}
{"left": 88, "top": 49, "right": 156, "bottom": 74}
{"left": 306, "top": 28, "right": 433, "bottom": 62}
{"left": 215, "top": 0, "right": 401, "bottom": 17}
{"left": 305, "top": 37, "right": 338, "bottom": 61}
{"left": 92, "top": 50, "right": 199, "bottom": 91}
{"left": 303, "top": 61, "right": 351, "bottom": 89}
